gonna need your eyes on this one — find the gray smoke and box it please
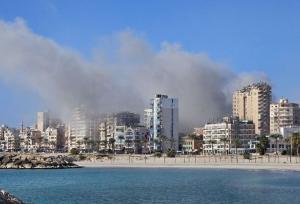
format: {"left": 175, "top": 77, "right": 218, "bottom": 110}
{"left": 0, "top": 18, "right": 266, "bottom": 130}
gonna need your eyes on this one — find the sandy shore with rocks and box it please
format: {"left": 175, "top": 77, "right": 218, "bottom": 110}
{"left": 0, "top": 153, "right": 78, "bottom": 169}
{"left": 75, "top": 155, "right": 300, "bottom": 171}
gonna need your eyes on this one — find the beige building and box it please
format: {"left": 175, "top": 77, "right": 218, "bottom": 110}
{"left": 43, "top": 126, "right": 65, "bottom": 150}
{"left": 270, "top": 99, "right": 300, "bottom": 134}
{"left": 233, "top": 82, "right": 271, "bottom": 136}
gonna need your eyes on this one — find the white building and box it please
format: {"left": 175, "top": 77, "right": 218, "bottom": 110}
{"left": 270, "top": 99, "right": 300, "bottom": 134}
{"left": 144, "top": 109, "right": 153, "bottom": 130}
{"left": 114, "top": 125, "right": 148, "bottom": 153}
{"left": 203, "top": 117, "right": 256, "bottom": 154}
{"left": 150, "top": 94, "right": 179, "bottom": 151}
{"left": 0, "top": 127, "right": 20, "bottom": 151}
{"left": 37, "top": 111, "right": 50, "bottom": 132}
{"left": 280, "top": 126, "right": 300, "bottom": 138}
{"left": 68, "top": 106, "right": 99, "bottom": 150}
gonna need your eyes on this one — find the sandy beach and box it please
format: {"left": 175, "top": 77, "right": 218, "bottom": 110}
{"left": 75, "top": 155, "right": 300, "bottom": 171}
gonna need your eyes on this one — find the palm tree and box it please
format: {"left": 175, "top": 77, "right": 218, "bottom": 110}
{"left": 292, "top": 133, "right": 300, "bottom": 157}
{"left": 232, "top": 138, "right": 241, "bottom": 162}
{"left": 269, "top": 134, "right": 282, "bottom": 155}
{"left": 233, "top": 138, "right": 240, "bottom": 154}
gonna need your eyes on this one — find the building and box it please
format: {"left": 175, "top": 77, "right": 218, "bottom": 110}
{"left": 42, "top": 126, "right": 65, "bottom": 150}
{"left": 149, "top": 94, "right": 179, "bottom": 151}
{"left": 280, "top": 126, "right": 300, "bottom": 138}
{"left": 264, "top": 125, "right": 300, "bottom": 154}
{"left": 270, "top": 99, "right": 300, "bottom": 134}
{"left": 179, "top": 135, "right": 202, "bottom": 154}
{"left": 193, "top": 128, "right": 204, "bottom": 137}
{"left": 37, "top": 111, "right": 50, "bottom": 132}
{"left": 0, "top": 127, "right": 20, "bottom": 151}
{"left": 114, "top": 112, "right": 140, "bottom": 127}
{"left": 203, "top": 117, "right": 256, "bottom": 154}
{"left": 113, "top": 125, "right": 149, "bottom": 153}
{"left": 68, "top": 106, "right": 99, "bottom": 150}
{"left": 99, "top": 115, "right": 116, "bottom": 149}
{"left": 144, "top": 109, "right": 153, "bottom": 130}
{"left": 233, "top": 82, "right": 271, "bottom": 136}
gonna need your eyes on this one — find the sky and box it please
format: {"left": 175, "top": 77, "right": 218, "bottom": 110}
{"left": 0, "top": 0, "right": 300, "bottom": 127}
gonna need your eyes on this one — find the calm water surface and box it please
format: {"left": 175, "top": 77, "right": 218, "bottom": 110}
{"left": 1, "top": 168, "right": 300, "bottom": 204}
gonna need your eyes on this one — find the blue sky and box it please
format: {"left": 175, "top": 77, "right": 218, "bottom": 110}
{"left": 0, "top": 0, "right": 300, "bottom": 127}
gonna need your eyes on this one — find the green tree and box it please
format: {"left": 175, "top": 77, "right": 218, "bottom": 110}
{"left": 232, "top": 138, "right": 241, "bottom": 155}
{"left": 291, "top": 133, "right": 300, "bottom": 157}
{"left": 256, "top": 135, "right": 269, "bottom": 155}
{"left": 232, "top": 138, "right": 241, "bottom": 162}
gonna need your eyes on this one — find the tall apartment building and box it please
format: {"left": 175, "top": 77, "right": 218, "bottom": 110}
{"left": 37, "top": 111, "right": 50, "bottom": 132}
{"left": 68, "top": 106, "right": 99, "bottom": 150}
{"left": 203, "top": 117, "right": 256, "bottom": 154}
{"left": 150, "top": 94, "right": 179, "bottom": 151}
{"left": 270, "top": 99, "right": 300, "bottom": 134}
{"left": 233, "top": 82, "right": 271, "bottom": 136}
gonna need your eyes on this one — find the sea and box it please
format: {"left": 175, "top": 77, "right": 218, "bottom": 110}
{"left": 1, "top": 168, "right": 300, "bottom": 204}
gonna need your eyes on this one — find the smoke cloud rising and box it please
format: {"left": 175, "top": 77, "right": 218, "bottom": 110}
{"left": 0, "top": 18, "right": 266, "bottom": 131}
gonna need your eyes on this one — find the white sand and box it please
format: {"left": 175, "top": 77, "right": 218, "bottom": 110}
{"left": 75, "top": 155, "right": 300, "bottom": 171}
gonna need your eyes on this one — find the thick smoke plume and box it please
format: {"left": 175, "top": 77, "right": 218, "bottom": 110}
{"left": 0, "top": 18, "right": 266, "bottom": 131}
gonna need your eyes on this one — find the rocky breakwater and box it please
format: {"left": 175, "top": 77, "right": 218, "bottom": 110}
{"left": 0, "top": 189, "right": 24, "bottom": 204}
{"left": 0, "top": 154, "right": 80, "bottom": 169}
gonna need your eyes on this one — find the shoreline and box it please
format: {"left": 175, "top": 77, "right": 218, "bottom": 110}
{"left": 76, "top": 163, "right": 300, "bottom": 171}
{"left": 75, "top": 156, "right": 300, "bottom": 171}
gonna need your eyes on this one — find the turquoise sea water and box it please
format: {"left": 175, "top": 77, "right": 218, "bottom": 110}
{"left": 1, "top": 168, "right": 300, "bottom": 204}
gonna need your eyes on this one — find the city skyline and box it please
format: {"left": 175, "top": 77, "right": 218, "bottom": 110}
{"left": 0, "top": 1, "right": 300, "bottom": 128}
{"left": 2, "top": 2, "right": 300, "bottom": 204}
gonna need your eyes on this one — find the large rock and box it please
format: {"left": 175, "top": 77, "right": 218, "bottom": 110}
{"left": 0, "top": 189, "right": 24, "bottom": 204}
{"left": 0, "top": 154, "right": 80, "bottom": 169}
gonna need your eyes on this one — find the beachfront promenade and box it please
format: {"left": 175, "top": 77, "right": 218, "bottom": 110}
{"left": 75, "top": 154, "right": 300, "bottom": 171}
